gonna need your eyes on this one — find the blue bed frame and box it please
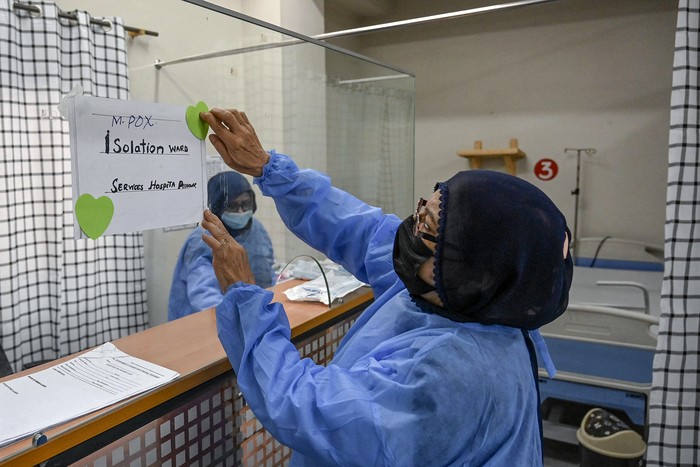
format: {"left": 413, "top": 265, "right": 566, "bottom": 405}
{"left": 537, "top": 304, "right": 658, "bottom": 443}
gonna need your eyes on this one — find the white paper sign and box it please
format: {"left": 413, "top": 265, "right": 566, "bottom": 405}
{"left": 65, "top": 95, "right": 208, "bottom": 239}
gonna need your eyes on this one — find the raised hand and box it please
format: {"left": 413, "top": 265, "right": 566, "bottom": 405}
{"left": 200, "top": 108, "right": 270, "bottom": 177}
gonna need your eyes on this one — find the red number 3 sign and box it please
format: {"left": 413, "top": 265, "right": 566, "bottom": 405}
{"left": 534, "top": 158, "right": 558, "bottom": 181}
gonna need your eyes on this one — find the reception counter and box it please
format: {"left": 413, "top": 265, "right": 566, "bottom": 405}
{"left": 0, "top": 280, "right": 373, "bottom": 466}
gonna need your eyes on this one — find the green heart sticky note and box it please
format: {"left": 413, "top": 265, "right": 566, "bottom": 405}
{"left": 75, "top": 194, "right": 114, "bottom": 239}
{"left": 186, "top": 101, "right": 209, "bottom": 140}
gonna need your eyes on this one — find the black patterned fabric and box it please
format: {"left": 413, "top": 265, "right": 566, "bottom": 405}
{"left": 647, "top": 1, "right": 700, "bottom": 465}
{"left": 0, "top": 1, "right": 147, "bottom": 372}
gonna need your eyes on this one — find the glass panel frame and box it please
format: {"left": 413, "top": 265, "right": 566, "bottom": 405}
{"left": 141, "top": 0, "right": 416, "bottom": 265}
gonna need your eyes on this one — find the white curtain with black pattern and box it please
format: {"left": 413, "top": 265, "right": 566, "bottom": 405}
{"left": 324, "top": 79, "right": 414, "bottom": 218}
{"left": 647, "top": 0, "right": 700, "bottom": 465}
{"left": 0, "top": 0, "right": 147, "bottom": 373}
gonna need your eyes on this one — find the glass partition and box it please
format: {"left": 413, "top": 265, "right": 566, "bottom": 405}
{"left": 0, "top": 0, "right": 413, "bottom": 460}
{"left": 127, "top": 0, "right": 415, "bottom": 323}
{"left": 96, "top": 0, "right": 416, "bottom": 324}
{"left": 151, "top": 3, "right": 413, "bottom": 254}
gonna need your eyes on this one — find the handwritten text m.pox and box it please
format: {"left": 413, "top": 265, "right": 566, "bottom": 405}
{"left": 112, "top": 115, "right": 155, "bottom": 129}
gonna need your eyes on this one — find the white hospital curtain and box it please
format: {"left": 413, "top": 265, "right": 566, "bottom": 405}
{"left": 647, "top": 1, "right": 700, "bottom": 465}
{"left": 268, "top": 64, "right": 414, "bottom": 262}
{"left": 326, "top": 81, "right": 414, "bottom": 216}
{"left": 0, "top": 0, "right": 147, "bottom": 372}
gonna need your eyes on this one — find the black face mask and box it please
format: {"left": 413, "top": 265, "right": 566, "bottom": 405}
{"left": 393, "top": 215, "right": 436, "bottom": 296}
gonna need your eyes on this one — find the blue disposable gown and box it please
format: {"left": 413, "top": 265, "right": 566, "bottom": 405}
{"left": 216, "top": 151, "right": 544, "bottom": 466}
{"left": 168, "top": 217, "right": 275, "bottom": 321}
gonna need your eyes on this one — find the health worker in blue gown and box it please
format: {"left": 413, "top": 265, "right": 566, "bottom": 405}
{"left": 198, "top": 108, "right": 573, "bottom": 466}
{"left": 167, "top": 170, "right": 275, "bottom": 321}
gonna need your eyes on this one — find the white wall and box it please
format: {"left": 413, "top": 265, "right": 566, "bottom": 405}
{"left": 326, "top": 0, "right": 676, "bottom": 251}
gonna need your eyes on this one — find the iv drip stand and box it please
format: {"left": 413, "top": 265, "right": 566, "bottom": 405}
{"left": 565, "top": 147, "right": 596, "bottom": 259}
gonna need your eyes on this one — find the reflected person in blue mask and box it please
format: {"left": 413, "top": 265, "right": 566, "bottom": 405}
{"left": 167, "top": 171, "right": 275, "bottom": 321}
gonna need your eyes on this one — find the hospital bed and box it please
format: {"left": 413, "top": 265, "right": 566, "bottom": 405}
{"left": 537, "top": 303, "right": 659, "bottom": 444}
{"left": 569, "top": 266, "right": 662, "bottom": 317}
{"left": 537, "top": 238, "right": 662, "bottom": 444}
{"left": 574, "top": 237, "right": 663, "bottom": 272}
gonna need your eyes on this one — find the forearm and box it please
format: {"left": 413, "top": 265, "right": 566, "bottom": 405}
{"left": 255, "top": 151, "right": 386, "bottom": 282}
{"left": 216, "top": 284, "right": 384, "bottom": 464}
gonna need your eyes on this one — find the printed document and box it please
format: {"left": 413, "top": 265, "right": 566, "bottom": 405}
{"left": 0, "top": 343, "right": 179, "bottom": 448}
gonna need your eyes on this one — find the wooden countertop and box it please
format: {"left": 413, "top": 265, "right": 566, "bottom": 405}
{"left": 0, "top": 280, "right": 373, "bottom": 466}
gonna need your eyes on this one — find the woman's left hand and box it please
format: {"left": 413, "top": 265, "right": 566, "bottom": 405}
{"left": 201, "top": 210, "right": 255, "bottom": 291}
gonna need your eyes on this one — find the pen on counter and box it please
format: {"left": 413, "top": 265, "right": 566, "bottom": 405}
{"left": 32, "top": 432, "right": 48, "bottom": 447}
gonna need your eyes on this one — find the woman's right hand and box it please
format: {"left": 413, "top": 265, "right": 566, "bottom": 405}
{"left": 200, "top": 108, "right": 270, "bottom": 177}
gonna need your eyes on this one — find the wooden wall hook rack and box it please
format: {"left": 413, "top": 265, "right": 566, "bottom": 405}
{"left": 457, "top": 138, "right": 526, "bottom": 175}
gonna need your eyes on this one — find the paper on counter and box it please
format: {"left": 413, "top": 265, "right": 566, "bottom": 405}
{"left": 0, "top": 343, "right": 179, "bottom": 448}
{"left": 283, "top": 270, "right": 366, "bottom": 305}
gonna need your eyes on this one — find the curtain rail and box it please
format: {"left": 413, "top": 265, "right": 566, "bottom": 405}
{"left": 314, "top": 0, "right": 563, "bottom": 40}
{"left": 337, "top": 74, "right": 409, "bottom": 85}
{"left": 155, "top": 0, "right": 562, "bottom": 69}
{"left": 12, "top": 2, "right": 159, "bottom": 37}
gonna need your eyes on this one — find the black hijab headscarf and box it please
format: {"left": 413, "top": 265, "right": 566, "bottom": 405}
{"left": 428, "top": 170, "right": 573, "bottom": 330}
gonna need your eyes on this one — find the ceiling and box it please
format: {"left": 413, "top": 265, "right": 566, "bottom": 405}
{"left": 329, "top": 0, "right": 397, "bottom": 21}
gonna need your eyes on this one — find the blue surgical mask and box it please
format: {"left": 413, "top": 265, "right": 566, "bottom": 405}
{"left": 221, "top": 210, "right": 253, "bottom": 230}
